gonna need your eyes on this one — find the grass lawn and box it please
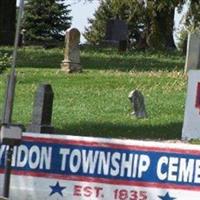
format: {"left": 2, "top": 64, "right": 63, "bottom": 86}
{"left": 0, "top": 46, "right": 186, "bottom": 140}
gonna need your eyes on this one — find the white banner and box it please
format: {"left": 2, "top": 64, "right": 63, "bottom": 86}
{"left": 1, "top": 133, "right": 200, "bottom": 199}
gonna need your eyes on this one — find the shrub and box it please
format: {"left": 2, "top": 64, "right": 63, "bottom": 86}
{"left": 0, "top": 53, "right": 11, "bottom": 73}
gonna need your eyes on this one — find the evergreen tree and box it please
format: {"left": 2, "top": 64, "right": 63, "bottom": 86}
{"left": 0, "top": 0, "right": 16, "bottom": 45}
{"left": 23, "top": 0, "right": 72, "bottom": 44}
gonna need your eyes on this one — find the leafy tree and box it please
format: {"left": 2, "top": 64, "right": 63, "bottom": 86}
{"left": 84, "top": 0, "right": 113, "bottom": 44}
{"left": 185, "top": 0, "right": 200, "bottom": 30}
{"left": 145, "top": 0, "right": 179, "bottom": 49}
{"left": 0, "top": 53, "right": 11, "bottom": 73}
{"left": 84, "top": 0, "right": 191, "bottom": 50}
{"left": 84, "top": 0, "right": 147, "bottom": 48}
{"left": 23, "top": 0, "right": 72, "bottom": 44}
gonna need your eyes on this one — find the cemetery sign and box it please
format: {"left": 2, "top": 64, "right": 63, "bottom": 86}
{"left": 1, "top": 133, "right": 200, "bottom": 199}
{"left": 182, "top": 70, "right": 200, "bottom": 139}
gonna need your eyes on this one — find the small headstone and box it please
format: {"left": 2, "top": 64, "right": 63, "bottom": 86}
{"left": 61, "top": 28, "right": 82, "bottom": 73}
{"left": 184, "top": 32, "right": 200, "bottom": 73}
{"left": 128, "top": 90, "right": 147, "bottom": 118}
{"left": 28, "top": 84, "right": 54, "bottom": 133}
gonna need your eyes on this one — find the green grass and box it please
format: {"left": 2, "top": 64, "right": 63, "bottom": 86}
{"left": 0, "top": 46, "right": 186, "bottom": 140}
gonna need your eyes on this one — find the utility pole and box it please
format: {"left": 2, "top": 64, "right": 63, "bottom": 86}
{"left": 0, "top": 0, "right": 24, "bottom": 198}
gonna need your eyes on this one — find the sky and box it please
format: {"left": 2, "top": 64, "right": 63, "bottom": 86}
{"left": 67, "top": 0, "right": 100, "bottom": 43}
{"left": 17, "top": 0, "right": 100, "bottom": 43}
{"left": 17, "top": 0, "right": 188, "bottom": 44}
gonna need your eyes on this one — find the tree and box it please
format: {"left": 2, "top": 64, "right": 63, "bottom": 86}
{"left": 23, "top": 0, "right": 72, "bottom": 44}
{"left": 84, "top": 0, "right": 147, "bottom": 47}
{"left": 84, "top": 0, "right": 189, "bottom": 50}
{"left": 185, "top": 0, "right": 200, "bottom": 30}
{"left": 145, "top": 0, "right": 178, "bottom": 49}
{"left": 84, "top": 0, "right": 114, "bottom": 44}
{"left": 0, "top": 0, "right": 16, "bottom": 45}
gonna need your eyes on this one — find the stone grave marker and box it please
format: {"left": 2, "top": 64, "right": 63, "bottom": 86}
{"left": 184, "top": 32, "right": 200, "bottom": 73}
{"left": 105, "top": 19, "right": 128, "bottom": 41}
{"left": 61, "top": 28, "right": 82, "bottom": 73}
{"left": 27, "top": 84, "right": 54, "bottom": 133}
{"left": 128, "top": 90, "right": 147, "bottom": 118}
{"left": 105, "top": 18, "right": 128, "bottom": 51}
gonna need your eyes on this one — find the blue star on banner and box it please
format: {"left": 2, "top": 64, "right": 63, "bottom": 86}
{"left": 158, "top": 192, "right": 176, "bottom": 200}
{"left": 49, "top": 181, "right": 66, "bottom": 196}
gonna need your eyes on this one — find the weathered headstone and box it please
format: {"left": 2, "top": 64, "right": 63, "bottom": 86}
{"left": 184, "top": 32, "right": 200, "bottom": 73}
{"left": 128, "top": 90, "right": 147, "bottom": 118}
{"left": 28, "top": 84, "right": 54, "bottom": 133}
{"left": 61, "top": 28, "right": 82, "bottom": 73}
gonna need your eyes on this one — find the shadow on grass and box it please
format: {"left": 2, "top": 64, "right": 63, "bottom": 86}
{"left": 17, "top": 50, "right": 63, "bottom": 68}
{"left": 82, "top": 55, "right": 184, "bottom": 72}
{"left": 16, "top": 52, "right": 184, "bottom": 72}
{"left": 7, "top": 47, "right": 184, "bottom": 72}
{"left": 55, "top": 121, "right": 182, "bottom": 140}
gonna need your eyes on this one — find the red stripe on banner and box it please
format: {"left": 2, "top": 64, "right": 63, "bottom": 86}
{"left": 22, "top": 136, "right": 200, "bottom": 155}
{"left": 195, "top": 82, "right": 200, "bottom": 110}
{"left": 1, "top": 169, "right": 200, "bottom": 192}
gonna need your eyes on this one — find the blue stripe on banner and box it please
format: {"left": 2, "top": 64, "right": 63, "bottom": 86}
{"left": 1, "top": 139, "right": 200, "bottom": 188}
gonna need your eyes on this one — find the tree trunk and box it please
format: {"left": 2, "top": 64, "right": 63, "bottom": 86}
{"left": 147, "top": 7, "right": 176, "bottom": 50}
{"left": 160, "top": 8, "right": 176, "bottom": 49}
{"left": 0, "top": 0, "right": 16, "bottom": 45}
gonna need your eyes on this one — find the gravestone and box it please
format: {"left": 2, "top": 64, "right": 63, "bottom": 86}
{"left": 105, "top": 19, "right": 128, "bottom": 51}
{"left": 184, "top": 32, "right": 200, "bottom": 73}
{"left": 28, "top": 84, "right": 54, "bottom": 133}
{"left": 105, "top": 19, "right": 128, "bottom": 41}
{"left": 61, "top": 28, "right": 82, "bottom": 73}
{"left": 128, "top": 90, "right": 147, "bottom": 118}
